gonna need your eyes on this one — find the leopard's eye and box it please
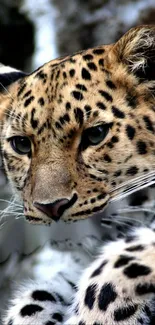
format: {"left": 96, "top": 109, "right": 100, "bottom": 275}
{"left": 86, "top": 125, "right": 109, "bottom": 144}
{"left": 81, "top": 123, "right": 112, "bottom": 150}
{"left": 9, "top": 136, "right": 32, "bottom": 155}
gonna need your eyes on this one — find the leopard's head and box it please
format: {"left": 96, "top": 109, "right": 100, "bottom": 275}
{"left": 1, "top": 25, "right": 155, "bottom": 224}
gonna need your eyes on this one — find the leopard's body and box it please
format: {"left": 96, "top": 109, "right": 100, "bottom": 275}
{"left": 1, "top": 25, "right": 155, "bottom": 324}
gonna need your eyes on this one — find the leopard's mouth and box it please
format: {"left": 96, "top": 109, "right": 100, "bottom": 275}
{"left": 25, "top": 215, "right": 49, "bottom": 224}
{"left": 24, "top": 192, "right": 110, "bottom": 224}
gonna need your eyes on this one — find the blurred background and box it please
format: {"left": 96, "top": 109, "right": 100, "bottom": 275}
{"left": 0, "top": 0, "right": 155, "bottom": 318}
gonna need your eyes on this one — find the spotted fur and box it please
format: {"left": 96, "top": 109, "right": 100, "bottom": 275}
{"left": 1, "top": 26, "right": 155, "bottom": 224}
{"left": 1, "top": 25, "right": 155, "bottom": 325}
{"left": 67, "top": 226, "right": 155, "bottom": 325}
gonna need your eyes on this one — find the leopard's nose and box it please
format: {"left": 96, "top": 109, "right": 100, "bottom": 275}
{"left": 34, "top": 199, "right": 69, "bottom": 221}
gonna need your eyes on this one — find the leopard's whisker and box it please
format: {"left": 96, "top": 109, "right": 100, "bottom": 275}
{"left": 118, "top": 206, "right": 155, "bottom": 214}
{"left": 110, "top": 170, "right": 155, "bottom": 193}
{"left": 0, "top": 198, "right": 23, "bottom": 208}
{"left": 109, "top": 170, "right": 155, "bottom": 202}
{"left": 101, "top": 215, "right": 145, "bottom": 227}
{"left": 111, "top": 214, "right": 146, "bottom": 226}
{"left": 110, "top": 181, "right": 155, "bottom": 202}
{"left": 0, "top": 194, "right": 23, "bottom": 222}
{"left": 0, "top": 82, "right": 15, "bottom": 101}
{"left": 15, "top": 213, "right": 25, "bottom": 220}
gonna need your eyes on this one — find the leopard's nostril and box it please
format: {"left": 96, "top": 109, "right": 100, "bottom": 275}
{"left": 34, "top": 199, "right": 69, "bottom": 221}
{"left": 34, "top": 194, "right": 78, "bottom": 221}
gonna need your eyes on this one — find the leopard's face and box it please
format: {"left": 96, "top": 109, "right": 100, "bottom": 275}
{"left": 1, "top": 26, "right": 155, "bottom": 224}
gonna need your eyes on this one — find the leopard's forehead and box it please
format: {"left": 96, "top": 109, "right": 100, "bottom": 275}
{"left": 17, "top": 46, "right": 110, "bottom": 113}
{"left": 11, "top": 44, "right": 138, "bottom": 140}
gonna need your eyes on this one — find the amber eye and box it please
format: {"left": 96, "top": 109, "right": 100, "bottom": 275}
{"left": 9, "top": 136, "right": 32, "bottom": 155}
{"left": 81, "top": 123, "right": 112, "bottom": 150}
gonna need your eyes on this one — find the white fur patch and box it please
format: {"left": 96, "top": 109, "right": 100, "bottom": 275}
{"left": 0, "top": 64, "right": 19, "bottom": 74}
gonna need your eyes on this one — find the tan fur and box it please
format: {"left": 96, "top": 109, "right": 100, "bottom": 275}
{"left": 1, "top": 25, "right": 155, "bottom": 224}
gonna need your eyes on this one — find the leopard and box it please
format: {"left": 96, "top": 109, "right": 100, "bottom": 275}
{"left": 1, "top": 25, "right": 155, "bottom": 325}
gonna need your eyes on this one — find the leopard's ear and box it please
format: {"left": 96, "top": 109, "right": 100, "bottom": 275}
{"left": 111, "top": 25, "right": 155, "bottom": 82}
{"left": 0, "top": 64, "right": 26, "bottom": 91}
{"left": 0, "top": 64, "right": 26, "bottom": 120}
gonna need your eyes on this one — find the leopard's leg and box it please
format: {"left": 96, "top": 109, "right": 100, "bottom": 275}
{"left": 3, "top": 238, "right": 95, "bottom": 325}
{"left": 67, "top": 226, "right": 155, "bottom": 325}
{"left": 3, "top": 278, "right": 73, "bottom": 325}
